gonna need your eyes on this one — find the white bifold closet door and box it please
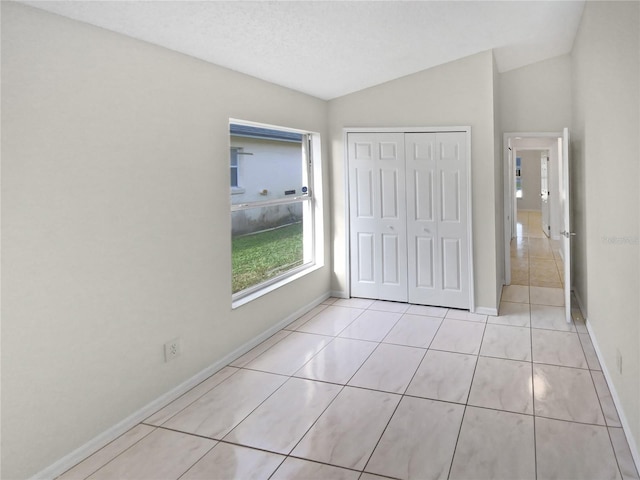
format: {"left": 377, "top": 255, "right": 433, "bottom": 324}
{"left": 348, "top": 133, "right": 408, "bottom": 302}
{"left": 349, "top": 131, "right": 470, "bottom": 309}
{"left": 405, "top": 132, "right": 469, "bottom": 309}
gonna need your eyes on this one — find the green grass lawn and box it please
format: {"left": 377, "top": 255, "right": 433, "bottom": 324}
{"left": 232, "top": 223, "right": 303, "bottom": 293}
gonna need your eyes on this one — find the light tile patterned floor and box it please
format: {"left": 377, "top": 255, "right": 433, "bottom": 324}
{"left": 58, "top": 293, "right": 639, "bottom": 480}
{"left": 57, "top": 211, "right": 639, "bottom": 480}
{"left": 511, "top": 210, "right": 564, "bottom": 288}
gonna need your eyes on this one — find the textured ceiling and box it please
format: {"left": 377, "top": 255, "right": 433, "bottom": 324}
{"left": 19, "top": 1, "right": 586, "bottom": 100}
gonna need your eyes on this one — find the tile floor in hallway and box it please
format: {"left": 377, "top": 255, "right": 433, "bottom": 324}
{"left": 57, "top": 210, "right": 639, "bottom": 480}
{"left": 510, "top": 210, "right": 564, "bottom": 288}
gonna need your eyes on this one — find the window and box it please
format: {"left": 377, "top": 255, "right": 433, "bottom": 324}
{"left": 515, "top": 156, "right": 523, "bottom": 198}
{"left": 230, "top": 120, "right": 322, "bottom": 305}
{"left": 230, "top": 147, "right": 246, "bottom": 194}
{"left": 230, "top": 148, "right": 239, "bottom": 187}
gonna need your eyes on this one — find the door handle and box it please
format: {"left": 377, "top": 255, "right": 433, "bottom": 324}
{"left": 560, "top": 230, "right": 576, "bottom": 238}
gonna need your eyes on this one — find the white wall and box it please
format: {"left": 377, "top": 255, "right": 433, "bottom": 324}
{"left": 500, "top": 54, "right": 572, "bottom": 133}
{"left": 1, "top": 3, "right": 330, "bottom": 478}
{"left": 516, "top": 150, "right": 542, "bottom": 211}
{"left": 493, "top": 54, "right": 505, "bottom": 298}
{"left": 328, "top": 51, "right": 500, "bottom": 313}
{"left": 572, "top": 0, "right": 640, "bottom": 462}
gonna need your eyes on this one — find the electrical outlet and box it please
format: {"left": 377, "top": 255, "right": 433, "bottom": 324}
{"left": 616, "top": 348, "right": 622, "bottom": 375}
{"left": 164, "top": 338, "right": 181, "bottom": 362}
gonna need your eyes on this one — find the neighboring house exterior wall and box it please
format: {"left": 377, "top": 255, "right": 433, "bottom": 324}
{"left": 230, "top": 136, "right": 304, "bottom": 235}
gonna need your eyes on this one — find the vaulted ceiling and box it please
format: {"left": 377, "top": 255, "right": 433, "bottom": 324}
{"left": 20, "top": 1, "right": 585, "bottom": 100}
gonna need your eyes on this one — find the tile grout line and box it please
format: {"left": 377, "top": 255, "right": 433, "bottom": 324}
{"left": 271, "top": 383, "right": 349, "bottom": 475}
{"left": 57, "top": 425, "right": 157, "bottom": 480}
{"left": 144, "top": 369, "right": 245, "bottom": 427}
{"left": 446, "top": 317, "right": 488, "bottom": 480}
{"left": 359, "top": 389, "right": 405, "bottom": 477}
{"left": 529, "top": 293, "right": 539, "bottom": 480}
{"left": 270, "top": 298, "right": 403, "bottom": 476}
{"left": 174, "top": 440, "right": 225, "bottom": 480}
{"left": 335, "top": 303, "right": 416, "bottom": 476}
{"left": 578, "top": 334, "right": 626, "bottom": 479}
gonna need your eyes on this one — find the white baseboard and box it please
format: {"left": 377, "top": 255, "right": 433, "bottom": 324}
{"left": 585, "top": 319, "right": 640, "bottom": 474}
{"left": 330, "top": 290, "right": 348, "bottom": 299}
{"left": 475, "top": 306, "right": 498, "bottom": 316}
{"left": 31, "top": 292, "right": 332, "bottom": 480}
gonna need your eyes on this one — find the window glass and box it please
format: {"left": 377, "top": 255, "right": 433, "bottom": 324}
{"left": 230, "top": 122, "right": 316, "bottom": 299}
{"left": 230, "top": 148, "right": 239, "bottom": 187}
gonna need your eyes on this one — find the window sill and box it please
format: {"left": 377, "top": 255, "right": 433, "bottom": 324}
{"left": 232, "top": 262, "right": 323, "bottom": 309}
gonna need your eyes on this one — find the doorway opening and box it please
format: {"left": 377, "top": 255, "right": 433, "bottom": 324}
{"left": 503, "top": 130, "right": 572, "bottom": 321}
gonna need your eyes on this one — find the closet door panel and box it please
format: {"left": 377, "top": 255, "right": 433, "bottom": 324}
{"left": 405, "top": 133, "right": 439, "bottom": 305}
{"left": 355, "top": 168, "right": 374, "bottom": 218}
{"left": 356, "top": 233, "right": 375, "bottom": 283}
{"left": 414, "top": 169, "right": 435, "bottom": 222}
{"left": 440, "top": 170, "right": 460, "bottom": 223}
{"left": 348, "top": 132, "right": 407, "bottom": 302}
{"left": 415, "top": 236, "right": 435, "bottom": 288}
{"left": 382, "top": 233, "right": 401, "bottom": 285}
{"left": 441, "top": 237, "right": 462, "bottom": 291}
{"left": 380, "top": 169, "right": 400, "bottom": 219}
{"left": 436, "top": 132, "right": 469, "bottom": 308}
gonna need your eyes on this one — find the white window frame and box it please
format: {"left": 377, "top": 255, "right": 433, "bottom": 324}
{"left": 230, "top": 147, "right": 246, "bottom": 194}
{"left": 230, "top": 119, "right": 324, "bottom": 309}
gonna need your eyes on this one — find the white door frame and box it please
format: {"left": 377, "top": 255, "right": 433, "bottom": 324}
{"left": 561, "top": 128, "right": 572, "bottom": 322}
{"left": 504, "top": 137, "right": 513, "bottom": 285}
{"left": 503, "top": 131, "right": 562, "bottom": 286}
{"left": 541, "top": 152, "right": 551, "bottom": 237}
{"left": 344, "top": 126, "right": 475, "bottom": 312}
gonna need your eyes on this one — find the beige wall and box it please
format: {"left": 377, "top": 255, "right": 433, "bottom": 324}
{"left": 1, "top": 3, "right": 330, "bottom": 478}
{"left": 328, "top": 51, "right": 500, "bottom": 312}
{"left": 571, "top": 0, "right": 640, "bottom": 461}
{"left": 493, "top": 54, "right": 505, "bottom": 292}
{"left": 500, "top": 54, "right": 572, "bottom": 133}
